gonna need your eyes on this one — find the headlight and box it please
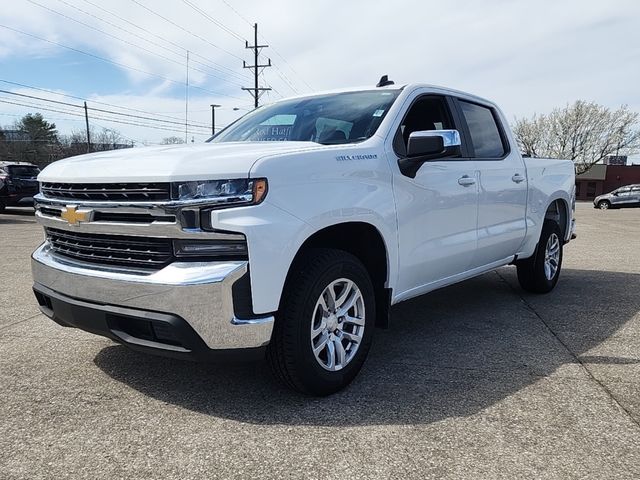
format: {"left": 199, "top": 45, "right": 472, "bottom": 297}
{"left": 172, "top": 178, "right": 268, "bottom": 206}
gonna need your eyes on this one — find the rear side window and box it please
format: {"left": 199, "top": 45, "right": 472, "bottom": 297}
{"left": 8, "top": 166, "right": 40, "bottom": 177}
{"left": 459, "top": 101, "right": 505, "bottom": 158}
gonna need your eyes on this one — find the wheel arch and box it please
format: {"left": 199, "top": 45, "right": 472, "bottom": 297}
{"left": 544, "top": 197, "right": 570, "bottom": 241}
{"left": 284, "top": 221, "right": 393, "bottom": 328}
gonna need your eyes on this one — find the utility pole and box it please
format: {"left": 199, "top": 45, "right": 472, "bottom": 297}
{"left": 185, "top": 50, "right": 189, "bottom": 144}
{"left": 83, "top": 101, "right": 91, "bottom": 153}
{"left": 210, "top": 104, "right": 221, "bottom": 136}
{"left": 242, "top": 23, "right": 271, "bottom": 109}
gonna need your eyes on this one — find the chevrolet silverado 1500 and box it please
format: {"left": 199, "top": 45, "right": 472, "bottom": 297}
{"left": 31, "top": 80, "right": 576, "bottom": 395}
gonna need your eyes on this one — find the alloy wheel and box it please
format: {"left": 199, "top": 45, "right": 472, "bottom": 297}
{"left": 310, "top": 278, "right": 365, "bottom": 371}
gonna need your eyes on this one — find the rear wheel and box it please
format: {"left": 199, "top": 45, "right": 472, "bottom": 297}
{"left": 516, "top": 220, "right": 563, "bottom": 293}
{"left": 0, "top": 200, "right": 5, "bottom": 213}
{"left": 598, "top": 200, "right": 610, "bottom": 210}
{"left": 267, "top": 248, "right": 375, "bottom": 395}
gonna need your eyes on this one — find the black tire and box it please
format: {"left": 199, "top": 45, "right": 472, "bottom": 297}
{"left": 516, "top": 220, "right": 563, "bottom": 293}
{"left": 267, "top": 248, "right": 375, "bottom": 396}
{"left": 0, "top": 200, "right": 5, "bottom": 213}
{"left": 597, "top": 200, "right": 610, "bottom": 210}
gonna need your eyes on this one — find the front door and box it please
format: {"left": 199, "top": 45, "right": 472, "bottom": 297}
{"left": 390, "top": 95, "right": 479, "bottom": 299}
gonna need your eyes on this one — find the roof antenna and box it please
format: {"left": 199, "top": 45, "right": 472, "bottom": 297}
{"left": 376, "top": 75, "right": 394, "bottom": 87}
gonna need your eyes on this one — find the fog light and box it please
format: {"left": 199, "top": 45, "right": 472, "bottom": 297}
{"left": 173, "top": 239, "right": 248, "bottom": 259}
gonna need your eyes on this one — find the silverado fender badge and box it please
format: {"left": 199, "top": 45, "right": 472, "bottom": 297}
{"left": 336, "top": 154, "right": 377, "bottom": 161}
{"left": 60, "top": 206, "right": 93, "bottom": 225}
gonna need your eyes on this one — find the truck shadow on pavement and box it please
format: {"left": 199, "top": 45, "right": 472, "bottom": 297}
{"left": 94, "top": 267, "right": 640, "bottom": 426}
{"left": 0, "top": 208, "right": 36, "bottom": 225}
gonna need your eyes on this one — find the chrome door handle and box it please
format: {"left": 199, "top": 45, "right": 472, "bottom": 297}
{"left": 512, "top": 174, "right": 525, "bottom": 184}
{"left": 458, "top": 175, "right": 476, "bottom": 187}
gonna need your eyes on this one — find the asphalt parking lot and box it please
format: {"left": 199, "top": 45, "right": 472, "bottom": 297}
{"left": 1, "top": 203, "right": 639, "bottom": 479}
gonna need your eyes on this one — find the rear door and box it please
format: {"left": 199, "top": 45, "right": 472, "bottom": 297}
{"left": 613, "top": 187, "right": 634, "bottom": 206}
{"left": 453, "top": 99, "right": 528, "bottom": 268}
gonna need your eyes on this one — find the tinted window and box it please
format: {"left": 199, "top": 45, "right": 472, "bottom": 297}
{"left": 459, "top": 101, "right": 505, "bottom": 158}
{"left": 210, "top": 90, "right": 400, "bottom": 144}
{"left": 398, "top": 96, "right": 454, "bottom": 153}
{"left": 8, "top": 166, "right": 40, "bottom": 177}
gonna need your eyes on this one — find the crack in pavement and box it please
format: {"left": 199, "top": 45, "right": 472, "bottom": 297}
{"left": 0, "top": 313, "right": 43, "bottom": 334}
{"left": 495, "top": 269, "right": 640, "bottom": 431}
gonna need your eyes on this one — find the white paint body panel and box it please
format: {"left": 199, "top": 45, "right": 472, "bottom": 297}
{"left": 37, "top": 83, "right": 575, "bottom": 317}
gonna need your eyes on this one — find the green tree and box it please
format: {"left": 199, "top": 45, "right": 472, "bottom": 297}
{"left": 15, "top": 113, "right": 58, "bottom": 144}
{"left": 513, "top": 102, "right": 640, "bottom": 174}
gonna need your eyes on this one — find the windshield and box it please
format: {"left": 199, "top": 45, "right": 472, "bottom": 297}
{"left": 209, "top": 90, "right": 400, "bottom": 145}
{"left": 8, "top": 166, "right": 40, "bottom": 178}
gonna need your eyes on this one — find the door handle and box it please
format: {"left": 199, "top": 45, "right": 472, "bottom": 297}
{"left": 512, "top": 173, "right": 525, "bottom": 184}
{"left": 458, "top": 175, "right": 476, "bottom": 187}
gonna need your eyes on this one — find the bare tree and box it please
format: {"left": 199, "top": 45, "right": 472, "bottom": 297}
{"left": 58, "top": 127, "right": 131, "bottom": 158}
{"left": 161, "top": 136, "right": 185, "bottom": 145}
{"left": 513, "top": 101, "right": 640, "bottom": 174}
{"left": 94, "top": 128, "right": 125, "bottom": 150}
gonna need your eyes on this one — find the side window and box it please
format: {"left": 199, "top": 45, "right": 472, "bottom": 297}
{"left": 395, "top": 96, "right": 454, "bottom": 155}
{"left": 458, "top": 101, "right": 506, "bottom": 158}
{"left": 618, "top": 188, "right": 632, "bottom": 197}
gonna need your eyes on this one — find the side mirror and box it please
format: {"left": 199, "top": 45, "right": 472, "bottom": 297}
{"left": 400, "top": 130, "right": 462, "bottom": 178}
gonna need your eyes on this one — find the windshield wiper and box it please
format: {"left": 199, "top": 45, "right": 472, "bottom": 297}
{"left": 318, "top": 136, "right": 368, "bottom": 145}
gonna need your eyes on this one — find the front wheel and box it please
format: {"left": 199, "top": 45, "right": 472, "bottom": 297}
{"left": 597, "top": 200, "right": 610, "bottom": 210}
{"left": 267, "top": 248, "right": 375, "bottom": 395}
{"left": 516, "top": 220, "right": 563, "bottom": 293}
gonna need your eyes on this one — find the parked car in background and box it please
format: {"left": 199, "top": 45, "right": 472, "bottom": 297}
{"left": 0, "top": 162, "right": 40, "bottom": 212}
{"left": 593, "top": 184, "right": 640, "bottom": 209}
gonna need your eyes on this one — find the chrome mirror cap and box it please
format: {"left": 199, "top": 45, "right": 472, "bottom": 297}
{"left": 408, "top": 129, "right": 461, "bottom": 148}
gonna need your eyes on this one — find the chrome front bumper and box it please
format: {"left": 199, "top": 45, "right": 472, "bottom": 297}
{"left": 31, "top": 243, "right": 274, "bottom": 351}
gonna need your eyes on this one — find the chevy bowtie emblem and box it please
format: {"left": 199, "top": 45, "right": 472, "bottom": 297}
{"left": 60, "top": 206, "right": 92, "bottom": 225}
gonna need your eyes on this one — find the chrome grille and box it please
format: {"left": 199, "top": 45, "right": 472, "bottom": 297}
{"left": 41, "top": 182, "right": 171, "bottom": 201}
{"left": 45, "top": 228, "right": 173, "bottom": 271}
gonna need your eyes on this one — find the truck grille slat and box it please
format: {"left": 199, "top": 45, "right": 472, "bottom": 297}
{"left": 45, "top": 228, "right": 174, "bottom": 271}
{"left": 41, "top": 183, "right": 171, "bottom": 202}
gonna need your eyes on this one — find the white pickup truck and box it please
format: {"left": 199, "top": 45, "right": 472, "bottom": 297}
{"left": 31, "top": 79, "right": 576, "bottom": 395}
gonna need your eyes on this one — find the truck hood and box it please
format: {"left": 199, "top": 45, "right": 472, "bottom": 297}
{"left": 39, "top": 142, "right": 318, "bottom": 183}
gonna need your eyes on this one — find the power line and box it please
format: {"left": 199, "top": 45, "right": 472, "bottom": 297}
{"left": 72, "top": 0, "right": 250, "bottom": 82}
{"left": 0, "top": 90, "right": 211, "bottom": 130}
{"left": 129, "top": 0, "right": 244, "bottom": 62}
{"left": 219, "top": 0, "right": 253, "bottom": 26}
{"left": 0, "top": 24, "right": 245, "bottom": 100}
{"left": 0, "top": 98, "right": 208, "bottom": 135}
{"left": 26, "top": 0, "right": 246, "bottom": 88}
{"left": 180, "top": 0, "right": 245, "bottom": 43}
{"left": 0, "top": 79, "right": 211, "bottom": 126}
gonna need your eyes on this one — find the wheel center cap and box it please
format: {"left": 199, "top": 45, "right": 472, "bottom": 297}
{"left": 326, "top": 315, "right": 338, "bottom": 331}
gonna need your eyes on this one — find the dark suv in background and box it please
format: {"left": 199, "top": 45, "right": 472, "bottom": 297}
{"left": 593, "top": 184, "right": 640, "bottom": 209}
{"left": 0, "top": 162, "right": 40, "bottom": 212}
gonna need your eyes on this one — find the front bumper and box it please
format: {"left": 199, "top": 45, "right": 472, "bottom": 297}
{"left": 31, "top": 243, "right": 274, "bottom": 360}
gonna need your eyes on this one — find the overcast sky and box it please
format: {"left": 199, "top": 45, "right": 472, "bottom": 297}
{"left": 1, "top": 0, "right": 639, "bottom": 148}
